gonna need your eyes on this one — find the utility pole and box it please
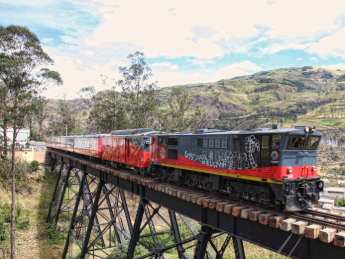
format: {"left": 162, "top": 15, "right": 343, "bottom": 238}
{"left": 64, "top": 124, "right": 68, "bottom": 136}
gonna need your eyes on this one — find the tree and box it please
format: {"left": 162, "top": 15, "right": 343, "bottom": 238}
{"left": 158, "top": 87, "right": 206, "bottom": 132}
{"left": 33, "top": 98, "right": 49, "bottom": 140}
{"left": 0, "top": 82, "right": 10, "bottom": 157}
{"left": 46, "top": 97, "right": 87, "bottom": 136}
{"left": 78, "top": 76, "right": 129, "bottom": 133}
{"left": 0, "top": 25, "right": 62, "bottom": 258}
{"left": 118, "top": 52, "right": 159, "bottom": 129}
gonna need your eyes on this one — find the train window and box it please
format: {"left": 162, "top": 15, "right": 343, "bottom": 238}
{"left": 288, "top": 135, "right": 306, "bottom": 149}
{"left": 234, "top": 139, "right": 240, "bottom": 152}
{"left": 203, "top": 138, "right": 208, "bottom": 148}
{"left": 209, "top": 139, "right": 215, "bottom": 148}
{"left": 168, "top": 149, "right": 178, "bottom": 160}
{"left": 272, "top": 135, "right": 282, "bottom": 149}
{"left": 197, "top": 138, "right": 203, "bottom": 148}
{"left": 158, "top": 137, "right": 167, "bottom": 147}
{"left": 168, "top": 138, "right": 179, "bottom": 145}
{"left": 221, "top": 138, "right": 227, "bottom": 149}
{"left": 214, "top": 151, "right": 220, "bottom": 161}
{"left": 215, "top": 139, "right": 221, "bottom": 149}
{"left": 262, "top": 136, "right": 269, "bottom": 149}
{"left": 306, "top": 136, "right": 321, "bottom": 150}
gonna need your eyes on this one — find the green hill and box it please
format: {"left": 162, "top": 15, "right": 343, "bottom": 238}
{"left": 48, "top": 66, "right": 345, "bottom": 132}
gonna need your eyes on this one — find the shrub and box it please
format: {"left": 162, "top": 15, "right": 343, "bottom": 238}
{"left": 35, "top": 174, "right": 43, "bottom": 182}
{"left": 0, "top": 218, "right": 7, "bottom": 241}
{"left": 30, "top": 160, "right": 39, "bottom": 172}
{"left": 0, "top": 202, "right": 11, "bottom": 223}
{"left": 28, "top": 186, "right": 33, "bottom": 194}
{"left": 335, "top": 197, "right": 345, "bottom": 207}
{"left": 16, "top": 214, "right": 30, "bottom": 230}
{"left": 0, "top": 157, "right": 31, "bottom": 189}
{"left": 106, "top": 243, "right": 149, "bottom": 259}
{"left": 45, "top": 223, "right": 58, "bottom": 240}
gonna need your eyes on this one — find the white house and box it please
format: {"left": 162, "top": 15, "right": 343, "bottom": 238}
{"left": 0, "top": 127, "right": 30, "bottom": 143}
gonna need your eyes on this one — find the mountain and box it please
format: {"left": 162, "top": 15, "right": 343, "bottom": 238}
{"left": 48, "top": 66, "right": 345, "bottom": 132}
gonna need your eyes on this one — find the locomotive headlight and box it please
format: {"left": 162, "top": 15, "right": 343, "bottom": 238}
{"left": 312, "top": 166, "right": 316, "bottom": 172}
{"left": 305, "top": 127, "right": 309, "bottom": 133}
{"left": 288, "top": 167, "right": 293, "bottom": 173}
{"left": 319, "top": 182, "right": 323, "bottom": 188}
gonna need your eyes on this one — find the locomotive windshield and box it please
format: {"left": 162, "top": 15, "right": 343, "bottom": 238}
{"left": 288, "top": 135, "right": 306, "bottom": 149}
{"left": 306, "top": 136, "right": 321, "bottom": 150}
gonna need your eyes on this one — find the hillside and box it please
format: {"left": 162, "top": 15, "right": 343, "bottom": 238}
{"left": 48, "top": 66, "right": 345, "bottom": 132}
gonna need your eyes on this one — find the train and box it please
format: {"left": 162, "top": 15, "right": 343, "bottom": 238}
{"left": 46, "top": 125, "right": 324, "bottom": 212}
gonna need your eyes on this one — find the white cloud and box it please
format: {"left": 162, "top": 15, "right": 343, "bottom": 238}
{"left": 310, "top": 57, "right": 318, "bottom": 62}
{"left": 309, "top": 27, "right": 345, "bottom": 58}
{"left": 263, "top": 43, "right": 311, "bottom": 55}
{"left": 151, "top": 62, "right": 179, "bottom": 72}
{"left": 322, "top": 63, "right": 345, "bottom": 70}
{"left": 296, "top": 58, "right": 303, "bottom": 61}
{"left": 84, "top": 51, "right": 95, "bottom": 56}
{"left": 231, "top": 61, "right": 262, "bottom": 71}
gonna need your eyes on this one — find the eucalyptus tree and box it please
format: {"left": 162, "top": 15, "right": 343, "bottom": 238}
{"left": 78, "top": 76, "right": 129, "bottom": 133}
{"left": 158, "top": 87, "right": 206, "bottom": 132}
{"left": 118, "top": 51, "right": 159, "bottom": 129}
{"left": 0, "top": 25, "right": 62, "bottom": 258}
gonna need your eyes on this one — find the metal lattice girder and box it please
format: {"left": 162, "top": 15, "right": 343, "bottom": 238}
{"left": 169, "top": 209, "right": 184, "bottom": 259}
{"left": 233, "top": 237, "right": 245, "bottom": 259}
{"left": 193, "top": 225, "right": 213, "bottom": 259}
{"left": 47, "top": 162, "right": 67, "bottom": 223}
{"left": 126, "top": 198, "right": 148, "bottom": 259}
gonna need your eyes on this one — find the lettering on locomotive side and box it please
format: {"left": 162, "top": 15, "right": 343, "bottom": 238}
{"left": 185, "top": 135, "right": 261, "bottom": 170}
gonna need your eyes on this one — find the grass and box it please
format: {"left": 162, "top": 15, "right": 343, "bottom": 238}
{"left": 0, "top": 168, "right": 65, "bottom": 259}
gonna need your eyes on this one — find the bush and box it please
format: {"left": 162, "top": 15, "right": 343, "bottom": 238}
{"left": 106, "top": 243, "right": 149, "bottom": 259}
{"left": 335, "top": 197, "right": 345, "bottom": 207}
{"left": 0, "top": 218, "right": 7, "bottom": 241}
{"left": 0, "top": 157, "right": 31, "bottom": 189}
{"left": 30, "top": 160, "right": 39, "bottom": 172}
{"left": 0, "top": 202, "right": 11, "bottom": 223}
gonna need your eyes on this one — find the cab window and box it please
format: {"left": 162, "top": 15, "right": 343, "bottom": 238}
{"left": 288, "top": 135, "right": 306, "bottom": 149}
{"left": 306, "top": 136, "right": 321, "bottom": 150}
{"left": 262, "top": 136, "right": 269, "bottom": 149}
{"left": 272, "top": 135, "right": 282, "bottom": 149}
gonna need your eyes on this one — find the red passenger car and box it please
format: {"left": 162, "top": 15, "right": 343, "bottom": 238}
{"left": 102, "top": 129, "right": 155, "bottom": 169}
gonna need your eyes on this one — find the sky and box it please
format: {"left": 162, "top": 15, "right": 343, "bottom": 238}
{"left": 1, "top": 0, "right": 345, "bottom": 99}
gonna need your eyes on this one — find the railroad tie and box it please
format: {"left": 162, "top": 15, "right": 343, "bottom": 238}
{"left": 269, "top": 216, "right": 285, "bottom": 228}
{"left": 292, "top": 221, "right": 309, "bottom": 235}
{"left": 280, "top": 218, "right": 297, "bottom": 231}
{"left": 240, "top": 208, "right": 255, "bottom": 219}
{"left": 258, "top": 213, "right": 274, "bottom": 225}
{"left": 224, "top": 204, "right": 238, "bottom": 215}
{"left": 232, "top": 206, "right": 246, "bottom": 217}
{"left": 334, "top": 232, "right": 345, "bottom": 247}
{"left": 319, "top": 228, "right": 337, "bottom": 243}
{"left": 216, "top": 202, "right": 229, "bottom": 213}
{"left": 249, "top": 210, "right": 264, "bottom": 222}
{"left": 304, "top": 224, "right": 322, "bottom": 239}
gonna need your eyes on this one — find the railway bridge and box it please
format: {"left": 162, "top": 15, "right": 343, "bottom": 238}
{"left": 46, "top": 150, "right": 345, "bottom": 259}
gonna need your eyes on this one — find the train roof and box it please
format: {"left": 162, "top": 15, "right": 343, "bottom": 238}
{"left": 153, "top": 125, "right": 323, "bottom": 136}
{"left": 110, "top": 128, "right": 156, "bottom": 136}
{"left": 60, "top": 134, "right": 110, "bottom": 138}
